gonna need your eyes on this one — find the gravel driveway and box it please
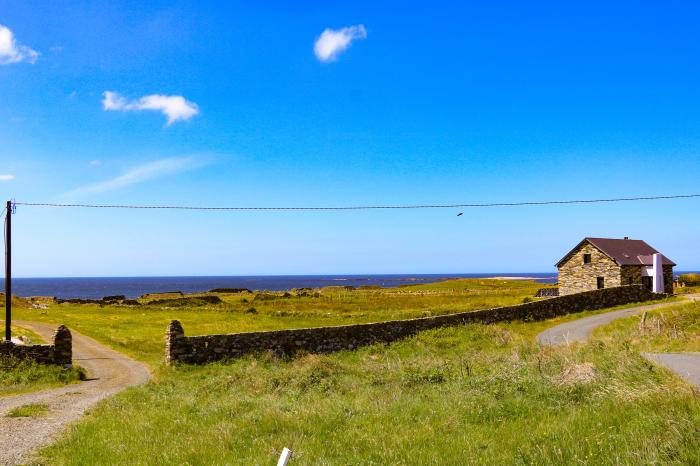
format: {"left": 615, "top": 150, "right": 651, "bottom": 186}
{"left": 0, "top": 321, "right": 151, "bottom": 466}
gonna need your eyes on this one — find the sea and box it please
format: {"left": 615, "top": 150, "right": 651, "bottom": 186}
{"left": 1, "top": 274, "right": 559, "bottom": 299}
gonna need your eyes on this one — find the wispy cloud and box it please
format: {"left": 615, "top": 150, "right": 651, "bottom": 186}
{"left": 0, "top": 24, "right": 38, "bottom": 65}
{"left": 64, "top": 157, "right": 206, "bottom": 198}
{"left": 102, "top": 91, "right": 200, "bottom": 126}
{"left": 0, "top": 174, "right": 15, "bottom": 181}
{"left": 89, "top": 160, "right": 101, "bottom": 166}
{"left": 314, "top": 25, "right": 366, "bottom": 62}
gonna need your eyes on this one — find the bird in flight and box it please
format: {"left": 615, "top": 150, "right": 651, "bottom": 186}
{"left": 456, "top": 212, "right": 463, "bottom": 216}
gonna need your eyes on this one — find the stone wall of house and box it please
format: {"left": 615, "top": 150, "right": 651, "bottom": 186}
{"left": 663, "top": 265, "right": 674, "bottom": 294}
{"left": 0, "top": 325, "right": 72, "bottom": 367}
{"left": 166, "top": 285, "right": 663, "bottom": 364}
{"left": 620, "top": 265, "right": 675, "bottom": 294}
{"left": 620, "top": 265, "right": 643, "bottom": 287}
{"left": 558, "top": 242, "right": 621, "bottom": 295}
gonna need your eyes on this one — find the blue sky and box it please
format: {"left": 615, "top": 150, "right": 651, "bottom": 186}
{"left": 1, "top": 1, "right": 699, "bottom": 277}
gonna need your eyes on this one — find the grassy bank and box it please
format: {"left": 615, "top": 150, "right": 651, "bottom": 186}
{"left": 0, "top": 357, "right": 85, "bottom": 397}
{"left": 1, "top": 325, "right": 85, "bottom": 397}
{"left": 594, "top": 298, "right": 700, "bottom": 352}
{"left": 37, "top": 319, "right": 700, "bottom": 465}
{"left": 12, "top": 279, "right": 548, "bottom": 365}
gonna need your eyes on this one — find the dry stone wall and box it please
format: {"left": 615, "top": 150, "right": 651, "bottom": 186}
{"left": 0, "top": 325, "right": 72, "bottom": 367}
{"left": 166, "top": 285, "right": 663, "bottom": 364}
{"left": 558, "top": 242, "right": 622, "bottom": 295}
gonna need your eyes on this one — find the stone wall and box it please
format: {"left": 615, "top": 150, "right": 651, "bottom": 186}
{"left": 0, "top": 325, "right": 72, "bottom": 367}
{"left": 620, "top": 265, "right": 643, "bottom": 287}
{"left": 166, "top": 285, "right": 663, "bottom": 364}
{"left": 558, "top": 242, "right": 621, "bottom": 295}
{"left": 620, "top": 265, "right": 674, "bottom": 294}
{"left": 662, "top": 265, "right": 674, "bottom": 294}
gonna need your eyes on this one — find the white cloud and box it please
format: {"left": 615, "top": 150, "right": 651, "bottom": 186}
{"left": 65, "top": 157, "right": 205, "bottom": 197}
{"left": 314, "top": 24, "right": 366, "bottom": 62}
{"left": 0, "top": 174, "right": 15, "bottom": 181}
{"left": 102, "top": 91, "right": 200, "bottom": 125}
{"left": 0, "top": 24, "right": 38, "bottom": 65}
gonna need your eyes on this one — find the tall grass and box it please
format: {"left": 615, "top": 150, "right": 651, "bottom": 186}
{"left": 678, "top": 273, "right": 700, "bottom": 286}
{"left": 37, "top": 321, "right": 700, "bottom": 465}
{"left": 594, "top": 299, "right": 700, "bottom": 352}
{"left": 0, "top": 356, "right": 85, "bottom": 397}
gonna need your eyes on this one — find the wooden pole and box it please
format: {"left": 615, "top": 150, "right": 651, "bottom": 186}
{"left": 5, "top": 200, "right": 10, "bottom": 342}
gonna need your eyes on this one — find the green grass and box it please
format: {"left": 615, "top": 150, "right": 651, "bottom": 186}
{"left": 594, "top": 299, "right": 700, "bottom": 353}
{"left": 10, "top": 325, "right": 46, "bottom": 344}
{"left": 37, "top": 320, "right": 700, "bottom": 465}
{"left": 6, "top": 279, "right": 694, "bottom": 464}
{"left": 0, "top": 325, "right": 83, "bottom": 397}
{"left": 678, "top": 273, "right": 700, "bottom": 286}
{"left": 0, "top": 356, "right": 85, "bottom": 397}
{"left": 12, "top": 279, "right": 550, "bottom": 366}
{"left": 6, "top": 403, "right": 50, "bottom": 418}
{"left": 674, "top": 284, "right": 700, "bottom": 295}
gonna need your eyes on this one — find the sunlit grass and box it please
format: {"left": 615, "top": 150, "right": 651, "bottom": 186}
{"left": 37, "top": 320, "right": 700, "bottom": 465}
{"left": 12, "top": 279, "right": 550, "bottom": 366}
{"left": 594, "top": 299, "right": 700, "bottom": 352}
{"left": 6, "top": 403, "right": 50, "bottom": 418}
{"left": 0, "top": 356, "right": 85, "bottom": 397}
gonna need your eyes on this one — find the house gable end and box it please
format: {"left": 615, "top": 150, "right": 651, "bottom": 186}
{"left": 555, "top": 239, "right": 619, "bottom": 268}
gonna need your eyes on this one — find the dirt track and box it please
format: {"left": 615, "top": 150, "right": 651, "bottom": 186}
{"left": 0, "top": 321, "right": 151, "bottom": 466}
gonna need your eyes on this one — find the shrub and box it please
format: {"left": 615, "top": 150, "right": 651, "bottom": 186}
{"left": 678, "top": 273, "right": 700, "bottom": 286}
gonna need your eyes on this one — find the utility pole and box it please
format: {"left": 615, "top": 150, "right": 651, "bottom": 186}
{"left": 5, "top": 200, "right": 10, "bottom": 342}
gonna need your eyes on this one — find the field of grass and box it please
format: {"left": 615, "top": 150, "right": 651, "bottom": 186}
{"left": 594, "top": 298, "right": 700, "bottom": 353}
{"left": 4, "top": 279, "right": 697, "bottom": 464}
{"left": 37, "top": 318, "right": 700, "bottom": 465}
{"left": 11, "top": 279, "right": 549, "bottom": 365}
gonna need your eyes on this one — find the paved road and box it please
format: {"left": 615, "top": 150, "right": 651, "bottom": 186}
{"left": 641, "top": 352, "right": 700, "bottom": 389}
{"left": 0, "top": 321, "right": 151, "bottom": 466}
{"left": 537, "top": 294, "right": 700, "bottom": 390}
{"left": 536, "top": 299, "right": 685, "bottom": 345}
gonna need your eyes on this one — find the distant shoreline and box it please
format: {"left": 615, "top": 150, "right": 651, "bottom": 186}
{"left": 483, "top": 276, "right": 555, "bottom": 280}
{"left": 2, "top": 273, "right": 557, "bottom": 299}
{"left": 3, "top": 272, "right": 694, "bottom": 299}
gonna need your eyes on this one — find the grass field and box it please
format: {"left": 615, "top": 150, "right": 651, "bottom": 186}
{"left": 38, "top": 316, "right": 700, "bottom": 465}
{"left": 4, "top": 279, "right": 699, "bottom": 464}
{"left": 11, "top": 278, "right": 549, "bottom": 365}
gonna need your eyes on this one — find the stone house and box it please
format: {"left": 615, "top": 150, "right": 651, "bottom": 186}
{"left": 556, "top": 237, "right": 675, "bottom": 296}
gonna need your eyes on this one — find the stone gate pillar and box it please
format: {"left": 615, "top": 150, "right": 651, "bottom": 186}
{"left": 53, "top": 325, "right": 72, "bottom": 368}
{"left": 165, "top": 320, "right": 186, "bottom": 365}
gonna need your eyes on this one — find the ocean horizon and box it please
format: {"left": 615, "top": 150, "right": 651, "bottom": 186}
{"left": 3, "top": 271, "right": 696, "bottom": 300}
{"left": 2, "top": 273, "right": 560, "bottom": 299}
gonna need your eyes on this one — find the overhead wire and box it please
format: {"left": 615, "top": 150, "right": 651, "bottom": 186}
{"left": 12, "top": 193, "right": 700, "bottom": 211}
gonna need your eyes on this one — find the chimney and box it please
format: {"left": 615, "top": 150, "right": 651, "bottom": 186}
{"left": 652, "top": 253, "right": 664, "bottom": 293}
{"left": 624, "top": 236, "right": 629, "bottom": 240}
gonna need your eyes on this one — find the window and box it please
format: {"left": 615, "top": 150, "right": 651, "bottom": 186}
{"left": 642, "top": 276, "right": 653, "bottom": 290}
{"left": 628, "top": 277, "right": 633, "bottom": 285}
{"left": 597, "top": 277, "right": 605, "bottom": 289}
{"left": 583, "top": 254, "right": 592, "bottom": 264}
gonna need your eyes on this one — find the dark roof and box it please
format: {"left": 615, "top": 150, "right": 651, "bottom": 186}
{"left": 555, "top": 237, "right": 676, "bottom": 267}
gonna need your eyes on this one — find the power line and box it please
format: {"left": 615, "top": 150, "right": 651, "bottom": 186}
{"left": 12, "top": 193, "right": 700, "bottom": 211}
